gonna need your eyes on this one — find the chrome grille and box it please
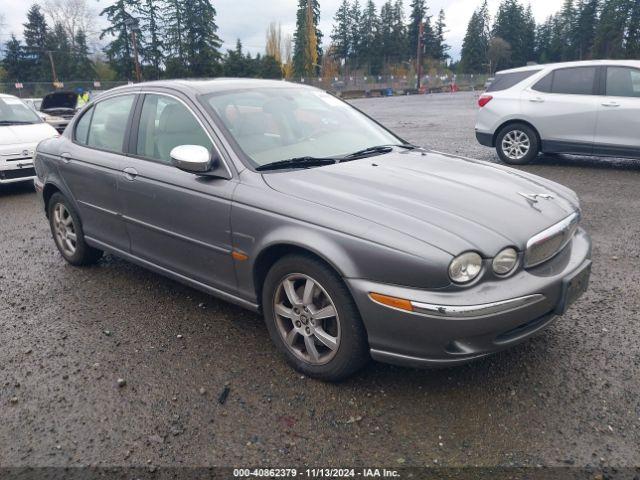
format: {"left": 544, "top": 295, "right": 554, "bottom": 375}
{"left": 525, "top": 212, "right": 580, "bottom": 268}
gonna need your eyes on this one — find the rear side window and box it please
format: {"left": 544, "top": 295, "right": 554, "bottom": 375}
{"left": 532, "top": 72, "right": 553, "bottom": 93}
{"left": 606, "top": 67, "right": 640, "bottom": 98}
{"left": 74, "top": 107, "right": 93, "bottom": 145}
{"left": 486, "top": 70, "right": 540, "bottom": 92}
{"left": 86, "top": 95, "right": 135, "bottom": 153}
{"left": 550, "top": 67, "right": 597, "bottom": 95}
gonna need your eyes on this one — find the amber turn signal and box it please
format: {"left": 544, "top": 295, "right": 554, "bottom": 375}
{"left": 369, "top": 293, "right": 414, "bottom": 312}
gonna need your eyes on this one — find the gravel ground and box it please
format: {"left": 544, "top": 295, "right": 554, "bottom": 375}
{"left": 1, "top": 92, "right": 639, "bottom": 469}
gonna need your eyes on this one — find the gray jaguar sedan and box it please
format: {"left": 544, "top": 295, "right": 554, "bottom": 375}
{"left": 34, "top": 79, "right": 591, "bottom": 381}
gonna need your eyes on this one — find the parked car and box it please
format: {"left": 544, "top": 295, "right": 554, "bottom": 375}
{"left": 23, "top": 97, "right": 68, "bottom": 133}
{"left": 0, "top": 94, "right": 58, "bottom": 185}
{"left": 34, "top": 80, "right": 591, "bottom": 381}
{"left": 40, "top": 91, "right": 81, "bottom": 133}
{"left": 476, "top": 60, "right": 640, "bottom": 164}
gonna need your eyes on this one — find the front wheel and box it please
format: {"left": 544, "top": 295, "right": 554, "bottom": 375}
{"left": 496, "top": 123, "right": 540, "bottom": 165}
{"left": 262, "top": 254, "right": 369, "bottom": 382}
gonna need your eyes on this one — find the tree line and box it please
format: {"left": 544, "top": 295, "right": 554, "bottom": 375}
{"left": 460, "top": 0, "right": 640, "bottom": 74}
{"left": 1, "top": 0, "right": 639, "bottom": 85}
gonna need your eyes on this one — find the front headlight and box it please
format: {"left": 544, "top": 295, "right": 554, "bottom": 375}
{"left": 492, "top": 247, "right": 518, "bottom": 275}
{"left": 449, "top": 252, "right": 483, "bottom": 284}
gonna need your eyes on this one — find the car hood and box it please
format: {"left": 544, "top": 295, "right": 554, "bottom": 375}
{"left": 262, "top": 150, "right": 580, "bottom": 256}
{"left": 41, "top": 92, "right": 78, "bottom": 111}
{"left": 0, "top": 123, "right": 58, "bottom": 147}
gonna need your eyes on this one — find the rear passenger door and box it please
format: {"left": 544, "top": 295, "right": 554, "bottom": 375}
{"left": 118, "top": 92, "right": 238, "bottom": 293}
{"left": 594, "top": 66, "right": 640, "bottom": 156}
{"left": 59, "top": 94, "right": 136, "bottom": 252}
{"left": 522, "top": 66, "right": 600, "bottom": 153}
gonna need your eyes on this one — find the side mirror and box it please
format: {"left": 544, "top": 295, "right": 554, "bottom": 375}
{"left": 170, "top": 145, "right": 216, "bottom": 174}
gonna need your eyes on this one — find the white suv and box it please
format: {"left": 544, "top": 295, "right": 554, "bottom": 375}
{"left": 475, "top": 60, "right": 640, "bottom": 164}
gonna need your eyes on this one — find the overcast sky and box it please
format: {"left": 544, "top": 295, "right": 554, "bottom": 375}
{"left": 2, "top": 0, "right": 563, "bottom": 60}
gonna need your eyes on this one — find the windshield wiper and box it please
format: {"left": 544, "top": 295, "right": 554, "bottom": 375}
{"left": 340, "top": 144, "right": 418, "bottom": 161}
{"left": 0, "top": 120, "right": 37, "bottom": 125}
{"left": 256, "top": 156, "right": 339, "bottom": 171}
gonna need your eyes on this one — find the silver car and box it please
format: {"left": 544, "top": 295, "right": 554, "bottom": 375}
{"left": 34, "top": 80, "right": 592, "bottom": 381}
{"left": 476, "top": 60, "right": 640, "bottom": 164}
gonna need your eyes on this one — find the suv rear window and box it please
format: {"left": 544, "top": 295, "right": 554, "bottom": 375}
{"left": 486, "top": 70, "right": 540, "bottom": 92}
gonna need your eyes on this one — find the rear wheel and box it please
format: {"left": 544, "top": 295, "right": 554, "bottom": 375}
{"left": 48, "top": 192, "right": 103, "bottom": 266}
{"left": 496, "top": 123, "right": 539, "bottom": 165}
{"left": 262, "top": 254, "right": 369, "bottom": 382}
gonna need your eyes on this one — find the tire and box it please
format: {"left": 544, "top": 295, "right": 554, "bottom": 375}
{"left": 48, "top": 192, "right": 103, "bottom": 266}
{"left": 262, "top": 254, "right": 370, "bottom": 382}
{"left": 495, "top": 123, "right": 540, "bottom": 165}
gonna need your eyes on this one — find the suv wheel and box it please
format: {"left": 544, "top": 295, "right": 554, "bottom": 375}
{"left": 48, "top": 192, "right": 103, "bottom": 266}
{"left": 262, "top": 254, "right": 369, "bottom": 382}
{"left": 496, "top": 123, "right": 539, "bottom": 165}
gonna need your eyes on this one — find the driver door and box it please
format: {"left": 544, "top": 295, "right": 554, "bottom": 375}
{"left": 118, "top": 92, "right": 238, "bottom": 293}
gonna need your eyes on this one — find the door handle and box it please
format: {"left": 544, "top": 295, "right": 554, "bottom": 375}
{"left": 123, "top": 167, "right": 138, "bottom": 181}
{"left": 60, "top": 153, "right": 71, "bottom": 164}
{"left": 529, "top": 97, "right": 545, "bottom": 103}
{"left": 602, "top": 101, "right": 620, "bottom": 107}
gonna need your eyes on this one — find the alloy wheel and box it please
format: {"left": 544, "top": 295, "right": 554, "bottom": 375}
{"left": 273, "top": 273, "right": 341, "bottom": 365}
{"left": 501, "top": 130, "right": 531, "bottom": 161}
{"left": 52, "top": 203, "right": 77, "bottom": 257}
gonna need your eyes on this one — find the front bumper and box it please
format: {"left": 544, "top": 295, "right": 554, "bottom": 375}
{"left": 0, "top": 164, "right": 36, "bottom": 184}
{"left": 347, "top": 228, "right": 592, "bottom": 368}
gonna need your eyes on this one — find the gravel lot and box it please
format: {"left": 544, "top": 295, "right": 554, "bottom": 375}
{"left": 1, "top": 92, "right": 639, "bottom": 469}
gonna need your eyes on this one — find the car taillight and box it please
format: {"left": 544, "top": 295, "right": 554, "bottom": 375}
{"left": 478, "top": 95, "right": 493, "bottom": 108}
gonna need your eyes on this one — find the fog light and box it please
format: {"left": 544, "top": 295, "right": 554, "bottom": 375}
{"left": 493, "top": 247, "right": 518, "bottom": 275}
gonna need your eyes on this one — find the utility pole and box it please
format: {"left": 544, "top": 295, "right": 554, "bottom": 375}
{"left": 416, "top": 22, "right": 424, "bottom": 91}
{"left": 46, "top": 50, "right": 59, "bottom": 85}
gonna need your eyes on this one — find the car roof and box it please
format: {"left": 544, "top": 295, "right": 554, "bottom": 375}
{"left": 497, "top": 59, "right": 640, "bottom": 75}
{"left": 0, "top": 93, "right": 19, "bottom": 99}
{"left": 103, "top": 78, "right": 313, "bottom": 96}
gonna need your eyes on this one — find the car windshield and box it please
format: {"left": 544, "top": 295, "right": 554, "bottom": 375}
{"left": 0, "top": 97, "right": 42, "bottom": 124}
{"left": 200, "top": 87, "right": 401, "bottom": 167}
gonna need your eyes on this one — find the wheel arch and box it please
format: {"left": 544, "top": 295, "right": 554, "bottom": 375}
{"left": 493, "top": 119, "right": 542, "bottom": 149}
{"left": 252, "top": 243, "right": 351, "bottom": 308}
{"left": 42, "top": 182, "right": 62, "bottom": 217}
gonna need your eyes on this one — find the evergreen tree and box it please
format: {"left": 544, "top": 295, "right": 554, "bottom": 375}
{"left": 379, "top": 1, "right": 394, "bottom": 65}
{"left": 574, "top": 0, "right": 600, "bottom": 59}
{"left": 100, "top": 0, "right": 136, "bottom": 80}
{"left": 389, "top": 0, "right": 407, "bottom": 65}
{"left": 522, "top": 5, "right": 536, "bottom": 63}
{"left": 331, "top": 0, "right": 352, "bottom": 62}
{"left": 164, "top": 0, "right": 187, "bottom": 76}
{"left": 359, "top": 0, "right": 381, "bottom": 74}
{"left": 293, "top": 0, "right": 322, "bottom": 77}
{"left": 408, "top": 0, "right": 428, "bottom": 59}
{"left": 432, "top": 9, "right": 450, "bottom": 62}
{"left": 594, "top": 0, "right": 631, "bottom": 58}
{"left": 181, "top": 0, "right": 223, "bottom": 76}
{"left": 2, "top": 35, "right": 26, "bottom": 81}
{"left": 23, "top": 4, "right": 49, "bottom": 81}
{"left": 48, "top": 22, "right": 73, "bottom": 80}
{"left": 136, "top": 0, "right": 164, "bottom": 79}
{"left": 224, "top": 39, "right": 250, "bottom": 77}
{"left": 626, "top": 0, "right": 640, "bottom": 58}
{"left": 261, "top": 55, "right": 283, "bottom": 79}
{"left": 493, "top": 0, "right": 532, "bottom": 68}
{"left": 349, "top": 0, "right": 362, "bottom": 66}
{"left": 72, "top": 29, "right": 94, "bottom": 80}
{"left": 459, "top": 1, "right": 490, "bottom": 73}
{"left": 558, "top": 0, "right": 577, "bottom": 60}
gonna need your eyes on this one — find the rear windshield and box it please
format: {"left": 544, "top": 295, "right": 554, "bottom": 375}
{"left": 486, "top": 70, "right": 541, "bottom": 92}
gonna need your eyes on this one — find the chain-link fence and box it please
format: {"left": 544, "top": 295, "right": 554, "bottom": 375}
{"left": 0, "top": 81, "right": 130, "bottom": 98}
{"left": 0, "top": 74, "right": 490, "bottom": 99}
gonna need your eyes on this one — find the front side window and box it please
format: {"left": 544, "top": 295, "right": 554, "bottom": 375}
{"left": 74, "top": 107, "right": 93, "bottom": 145}
{"left": 606, "top": 67, "right": 640, "bottom": 98}
{"left": 136, "top": 94, "right": 213, "bottom": 164}
{"left": 551, "top": 67, "right": 597, "bottom": 95}
{"left": 486, "top": 70, "right": 541, "bottom": 92}
{"left": 200, "top": 87, "right": 400, "bottom": 167}
{"left": 0, "top": 97, "right": 42, "bottom": 125}
{"left": 86, "top": 95, "right": 135, "bottom": 153}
